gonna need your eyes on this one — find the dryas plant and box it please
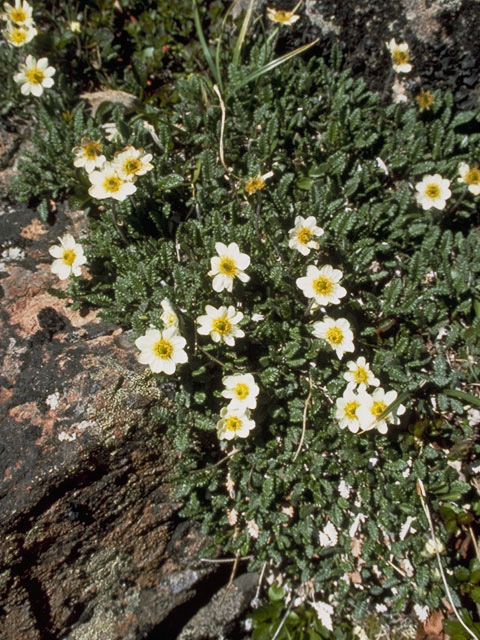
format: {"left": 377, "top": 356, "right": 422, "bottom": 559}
{"left": 9, "top": 0, "right": 480, "bottom": 633}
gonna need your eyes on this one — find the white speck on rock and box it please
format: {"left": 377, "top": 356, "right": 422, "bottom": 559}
{"left": 58, "top": 431, "right": 76, "bottom": 442}
{"left": 46, "top": 392, "right": 60, "bottom": 410}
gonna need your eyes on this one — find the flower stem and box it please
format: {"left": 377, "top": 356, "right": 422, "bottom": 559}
{"left": 111, "top": 202, "right": 128, "bottom": 245}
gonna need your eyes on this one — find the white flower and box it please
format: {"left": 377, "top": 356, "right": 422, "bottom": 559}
{"left": 386, "top": 38, "right": 412, "bottom": 73}
{"left": 49, "top": 234, "right": 87, "bottom": 280}
{"left": 251, "top": 313, "right": 264, "bottom": 322}
{"left": 458, "top": 162, "right": 480, "bottom": 195}
{"left": 2, "top": 0, "right": 33, "bottom": 25}
{"left": 244, "top": 171, "right": 273, "bottom": 195}
{"left": 335, "top": 388, "right": 365, "bottom": 433}
{"left": 425, "top": 537, "right": 445, "bottom": 555}
{"left": 160, "top": 298, "right": 179, "bottom": 330}
{"left": 4, "top": 21, "right": 36, "bottom": 46}
{"left": 357, "top": 387, "right": 406, "bottom": 434}
{"left": 14, "top": 55, "right": 55, "bottom": 97}
{"left": 266, "top": 7, "right": 300, "bottom": 25}
{"left": 197, "top": 305, "right": 245, "bottom": 346}
{"left": 221, "top": 373, "right": 259, "bottom": 410}
{"left": 392, "top": 76, "right": 408, "bottom": 103}
{"left": 310, "top": 601, "right": 334, "bottom": 632}
{"left": 318, "top": 521, "right": 338, "bottom": 547}
{"left": 112, "top": 146, "right": 154, "bottom": 181}
{"left": 227, "top": 508, "right": 238, "bottom": 526}
{"left": 217, "top": 406, "right": 256, "bottom": 440}
{"left": 72, "top": 138, "right": 106, "bottom": 173}
{"left": 344, "top": 357, "right": 379, "bottom": 392}
{"left": 134, "top": 326, "right": 187, "bottom": 375}
{"left": 208, "top": 242, "right": 250, "bottom": 292}
{"left": 415, "top": 174, "right": 451, "bottom": 210}
{"left": 288, "top": 216, "right": 324, "bottom": 255}
{"left": 296, "top": 265, "right": 346, "bottom": 306}
{"left": 69, "top": 20, "right": 81, "bottom": 33}
{"left": 88, "top": 162, "right": 137, "bottom": 201}
{"left": 246, "top": 518, "right": 260, "bottom": 537}
{"left": 102, "top": 122, "right": 121, "bottom": 142}
{"left": 312, "top": 316, "right": 355, "bottom": 359}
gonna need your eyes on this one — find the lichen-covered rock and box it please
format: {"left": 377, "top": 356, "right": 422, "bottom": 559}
{"left": 0, "top": 201, "right": 224, "bottom": 639}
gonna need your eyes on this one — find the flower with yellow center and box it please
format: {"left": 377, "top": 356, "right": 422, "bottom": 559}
{"left": 415, "top": 174, "right": 451, "bottom": 210}
{"left": 48, "top": 234, "right": 87, "bottom": 280}
{"left": 416, "top": 89, "right": 434, "bottom": 112}
{"left": 69, "top": 20, "right": 81, "bottom": 33}
{"left": 1, "top": 0, "right": 33, "bottom": 25}
{"left": 296, "top": 264, "right": 346, "bottom": 306}
{"left": 208, "top": 242, "right": 250, "bottom": 293}
{"left": 244, "top": 170, "right": 273, "bottom": 195}
{"left": 14, "top": 55, "right": 55, "bottom": 97}
{"left": 216, "top": 406, "right": 255, "bottom": 440}
{"left": 73, "top": 138, "right": 106, "bottom": 173}
{"left": 458, "top": 162, "right": 480, "bottom": 196}
{"left": 335, "top": 388, "right": 364, "bottom": 433}
{"left": 344, "top": 356, "right": 379, "bottom": 393}
{"left": 357, "top": 387, "right": 406, "bottom": 434}
{"left": 221, "top": 373, "right": 259, "bottom": 410}
{"left": 135, "top": 326, "right": 188, "bottom": 375}
{"left": 160, "top": 298, "right": 179, "bottom": 330}
{"left": 288, "top": 215, "right": 324, "bottom": 256}
{"left": 266, "top": 7, "right": 300, "bottom": 25}
{"left": 245, "top": 176, "right": 265, "bottom": 195}
{"left": 312, "top": 316, "right": 355, "bottom": 359}
{"left": 112, "top": 146, "right": 154, "bottom": 181}
{"left": 88, "top": 162, "right": 137, "bottom": 201}
{"left": 4, "top": 21, "right": 36, "bottom": 46}
{"left": 197, "top": 305, "right": 245, "bottom": 346}
{"left": 386, "top": 39, "right": 412, "bottom": 73}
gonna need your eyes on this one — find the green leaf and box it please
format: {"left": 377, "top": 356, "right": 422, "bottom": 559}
{"left": 235, "top": 39, "right": 320, "bottom": 89}
{"left": 443, "top": 389, "right": 480, "bottom": 409}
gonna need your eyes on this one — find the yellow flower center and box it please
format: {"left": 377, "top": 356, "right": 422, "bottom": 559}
{"left": 425, "top": 183, "right": 440, "bottom": 199}
{"left": 103, "top": 175, "right": 122, "bottom": 193}
{"left": 344, "top": 401, "right": 359, "bottom": 420}
{"left": 164, "top": 312, "right": 176, "bottom": 327}
{"left": 153, "top": 339, "right": 173, "bottom": 359}
{"left": 371, "top": 401, "right": 387, "bottom": 418}
{"left": 62, "top": 249, "right": 76, "bottom": 266}
{"left": 212, "top": 316, "right": 232, "bottom": 335}
{"left": 10, "top": 7, "right": 27, "bottom": 22}
{"left": 245, "top": 177, "right": 265, "bottom": 195}
{"left": 416, "top": 90, "right": 434, "bottom": 111}
{"left": 353, "top": 367, "right": 368, "bottom": 384}
{"left": 10, "top": 28, "right": 27, "bottom": 44}
{"left": 326, "top": 327, "right": 343, "bottom": 345}
{"left": 272, "top": 10, "right": 293, "bottom": 23}
{"left": 123, "top": 158, "right": 141, "bottom": 174}
{"left": 225, "top": 416, "right": 242, "bottom": 432}
{"left": 84, "top": 141, "right": 102, "bottom": 159}
{"left": 297, "top": 228, "right": 312, "bottom": 245}
{"left": 313, "top": 276, "right": 333, "bottom": 296}
{"left": 218, "top": 257, "right": 237, "bottom": 277}
{"left": 392, "top": 49, "right": 409, "bottom": 66}
{"left": 234, "top": 383, "right": 249, "bottom": 400}
{"left": 26, "top": 67, "right": 44, "bottom": 85}
{"left": 465, "top": 168, "right": 480, "bottom": 185}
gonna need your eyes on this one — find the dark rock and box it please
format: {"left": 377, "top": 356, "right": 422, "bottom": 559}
{"left": 0, "top": 200, "right": 228, "bottom": 639}
{"left": 178, "top": 573, "right": 259, "bottom": 640}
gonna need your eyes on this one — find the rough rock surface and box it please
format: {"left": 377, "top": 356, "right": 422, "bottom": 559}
{"left": 236, "top": 0, "right": 480, "bottom": 108}
{"left": 0, "top": 197, "right": 249, "bottom": 639}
